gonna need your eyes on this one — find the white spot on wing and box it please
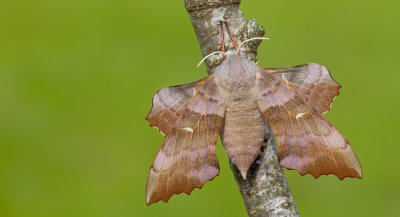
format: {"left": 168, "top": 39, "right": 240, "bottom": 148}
{"left": 193, "top": 88, "right": 196, "bottom": 96}
{"left": 182, "top": 127, "right": 193, "bottom": 133}
{"left": 282, "top": 73, "right": 289, "bottom": 83}
{"left": 296, "top": 113, "right": 305, "bottom": 119}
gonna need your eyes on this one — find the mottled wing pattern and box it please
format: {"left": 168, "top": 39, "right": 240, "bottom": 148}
{"left": 146, "top": 78, "right": 207, "bottom": 136}
{"left": 264, "top": 63, "right": 340, "bottom": 114}
{"left": 146, "top": 75, "right": 225, "bottom": 205}
{"left": 255, "top": 70, "right": 362, "bottom": 179}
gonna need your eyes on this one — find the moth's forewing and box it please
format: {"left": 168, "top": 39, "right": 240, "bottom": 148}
{"left": 255, "top": 65, "right": 362, "bottom": 179}
{"left": 146, "top": 74, "right": 226, "bottom": 205}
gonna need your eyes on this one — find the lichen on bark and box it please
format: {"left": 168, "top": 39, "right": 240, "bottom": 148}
{"left": 185, "top": 0, "right": 264, "bottom": 74}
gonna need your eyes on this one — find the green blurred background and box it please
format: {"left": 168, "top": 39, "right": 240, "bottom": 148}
{"left": 1, "top": 0, "right": 399, "bottom": 216}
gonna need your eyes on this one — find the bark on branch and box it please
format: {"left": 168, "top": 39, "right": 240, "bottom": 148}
{"left": 184, "top": 0, "right": 300, "bottom": 216}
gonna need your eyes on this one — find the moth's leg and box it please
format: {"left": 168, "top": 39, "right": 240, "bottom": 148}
{"left": 220, "top": 21, "right": 227, "bottom": 60}
{"left": 223, "top": 21, "right": 239, "bottom": 54}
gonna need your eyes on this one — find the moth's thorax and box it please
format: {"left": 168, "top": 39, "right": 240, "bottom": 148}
{"left": 214, "top": 55, "right": 258, "bottom": 91}
{"left": 214, "top": 55, "right": 260, "bottom": 106}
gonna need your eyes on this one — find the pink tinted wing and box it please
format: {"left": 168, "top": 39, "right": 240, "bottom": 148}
{"left": 264, "top": 63, "right": 340, "bottom": 114}
{"left": 146, "top": 74, "right": 225, "bottom": 205}
{"left": 146, "top": 78, "right": 207, "bottom": 137}
{"left": 255, "top": 69, "right": 362, "bottom": 180}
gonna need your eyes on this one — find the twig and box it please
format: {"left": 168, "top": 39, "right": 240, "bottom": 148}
{"left": 184, "top": 0, "right": 299, "bottom": 216}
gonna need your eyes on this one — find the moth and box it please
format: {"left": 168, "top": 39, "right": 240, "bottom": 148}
{"left": 145, "top": 21, "right": 362, "bottom": 205}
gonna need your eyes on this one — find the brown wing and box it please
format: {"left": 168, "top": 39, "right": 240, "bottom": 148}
{"left": 146, "top": 78, "right": 207, "bottom": 137}
{"left": 146, "top": 74, "right": 225, "bottom": 205}
{"left": 264, "top": 63, "right": 340, "bottom": 114}
{"left": 255, "top": 69, "right": 362, "bottom": 180}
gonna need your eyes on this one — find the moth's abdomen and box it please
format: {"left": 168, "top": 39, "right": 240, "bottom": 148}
{"left": 221, "top": 104, "right": 265, "bottom": 179}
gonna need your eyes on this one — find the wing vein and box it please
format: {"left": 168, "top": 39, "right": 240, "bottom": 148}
{"left": 187, "top": 128, "right": 194, "bottom": 192}
{"left": 273, "top": 76, "right": 338, "bottom": 172}
{"left": 166, "top": 129, "right": 181, "bottom": 196}
{"left": 177, "top": 131, "right": 189, "bottom": 191}
{"left": 268, "top": 73, "right": 329, "bottom": 113}
{"left": 197, "top": 115, "right": 201, "bottom": 185}
{"left": 258, "top": 71, "right": 334, "bottom": 174}
{"left": 205, "top": 105, "right": 211, "bottom": 172}
{"left": 154, "top": 94, "right": 185, "bottom": 121}
{"left": 276, "top": 97, "right": 304, "bottom": 170}
{"left": 308, "top": 112, "right": 340, "bottom": 172}
{"left": 277, "top": 100, "right": 290, "bottom": 166}
{"left": 294, "top": 115, "right": 317, "bottom": 173}
{"left": 298, "top": 117, "right": 327, "bottom": 172}
{"left": 326, "top": 123, "right": 351, "bottom": 175}
{"left": 154, "top": 75, "right": 215, "bottom": 198}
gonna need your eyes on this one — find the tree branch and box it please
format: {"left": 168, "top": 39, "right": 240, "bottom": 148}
{"left": 184, "top": 0, "right": 299, "bottom": 216}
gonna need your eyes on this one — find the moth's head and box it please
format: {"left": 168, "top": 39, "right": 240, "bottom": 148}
{"left": 196, "top": 37, "right": 270, "bottom": 68}
{"left": 217, "top": 53, "right": 256, "bottom": 73}
{"left": 223, "top": 51, "right": 244, "bottom": 64}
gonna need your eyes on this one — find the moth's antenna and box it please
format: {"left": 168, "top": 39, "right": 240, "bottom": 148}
{"left": 223, "top": 21, "right": 239, "bottom": 51}
{"left": 237, "top": 37, "right": 270, "bottom": 54}
{"left": 196, "top": 51, "right": 226, "bottom": 67}
{"left": 220, "top": 21, "right": 226, "bottom": 60}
